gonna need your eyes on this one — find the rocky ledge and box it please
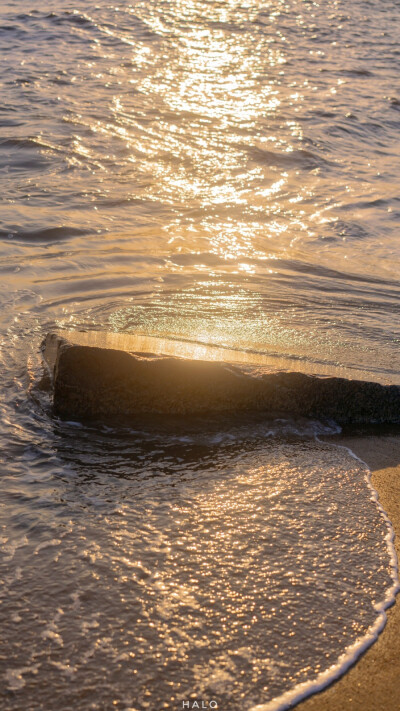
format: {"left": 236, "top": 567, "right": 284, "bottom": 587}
{"left": 43, "top": 330, "right": 400, "bottom": 425}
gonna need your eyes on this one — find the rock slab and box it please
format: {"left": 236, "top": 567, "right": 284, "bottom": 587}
{"left": 43, "top": 331, "right": 400, "bottom": 424}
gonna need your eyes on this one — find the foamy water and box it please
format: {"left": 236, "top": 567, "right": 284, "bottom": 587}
{"left": 0, "top": 347, "right": 398, "bottom": 710}
{"left": 0, "top": 0, "right": 400, "bottom": 709}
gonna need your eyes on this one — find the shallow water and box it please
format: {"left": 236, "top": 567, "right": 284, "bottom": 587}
{"left": 0, "top": 400, "right": 397, "bottom": 711}
{"left": 0, "top": 0, "right": 399, "bottom": 709}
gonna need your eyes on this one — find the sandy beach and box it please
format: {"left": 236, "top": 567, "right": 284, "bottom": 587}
{"left": 298, "top": 433, "right": 400, "bottom": 711}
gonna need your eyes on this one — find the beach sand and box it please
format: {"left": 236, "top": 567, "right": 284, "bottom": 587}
{"left": 298, "top": 433, "right": 400, "bottom": 711}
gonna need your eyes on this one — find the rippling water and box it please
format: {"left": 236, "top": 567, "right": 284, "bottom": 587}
{"left": 1, "top": 0, "right": 400, "bottom": 371}
{"left": 0, "top": 1, "right": 399, "bottom": 709}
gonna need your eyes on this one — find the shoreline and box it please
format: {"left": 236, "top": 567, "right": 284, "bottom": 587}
{"left": 297, "top": 433, "right": 400, "bottom": 711}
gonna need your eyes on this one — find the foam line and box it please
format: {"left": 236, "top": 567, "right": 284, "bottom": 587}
{"left": 249, "top": 438, "right": 400, "bottom": 711}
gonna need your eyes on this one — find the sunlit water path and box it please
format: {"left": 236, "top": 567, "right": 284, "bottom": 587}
{"left": 0, "top": 0, "right": 400, "bottom": 709}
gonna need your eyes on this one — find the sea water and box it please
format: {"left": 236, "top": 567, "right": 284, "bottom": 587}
{"left": 0, "top": 377, "right": 397, "bottom": 710}
{"left": 0, "top": 1, "right": 400, "bottom": 709}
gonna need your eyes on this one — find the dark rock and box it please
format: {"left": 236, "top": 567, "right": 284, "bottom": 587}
{"left": 43, "top": 331, "right": 400, "bottom": 425}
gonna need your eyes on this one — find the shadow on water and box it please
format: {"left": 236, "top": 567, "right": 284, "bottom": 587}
{"left": 31, "top": 364, "right": 400, "bottom": 484}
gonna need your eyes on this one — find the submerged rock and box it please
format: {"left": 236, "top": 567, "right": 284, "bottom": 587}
{"left": 43, "top": 331, "right": 400, "bottom": 425}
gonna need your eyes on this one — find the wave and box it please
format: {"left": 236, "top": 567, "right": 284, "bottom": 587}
{"left": 45, "top": 11, "right": 95, "bottom": 28}
{"left": 263, "top": 258, "right": 400, "bottom": 293}
{"left": 0, "top": 137, "right": 60, "bottom": 150}
{"left": 340, "top": 68, "right": 374, "bottom": 77}
{"left": 244, "top": 146, "right": 329, "bottom": 170}
{"left": 0, "top": 227, "right": 91, "bottom": 243}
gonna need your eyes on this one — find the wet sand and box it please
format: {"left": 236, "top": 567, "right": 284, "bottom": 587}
{"left": 298, "top": 433, "right": 400, "bottom": 711}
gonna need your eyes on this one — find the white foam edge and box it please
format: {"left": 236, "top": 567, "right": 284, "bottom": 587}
{"left": 249, "top": 438, "right": 400, "bottom": 711}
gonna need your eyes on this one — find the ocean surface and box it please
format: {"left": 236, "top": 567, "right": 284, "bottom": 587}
{"left": 0, "top": 0, "right": 399, "bottom": 709}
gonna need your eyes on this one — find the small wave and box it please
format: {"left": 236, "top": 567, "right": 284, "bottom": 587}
{"left": 0, "top": 227, "right": 91, "bottom": 244}
{"left": 340, "top": 68, "right": 374, "bottom": 77}
{"left": 0, "top": 118, "right": 24, "bottom": 128}
{"left": 56, "top": 414, "right": 340, "bottom": 450}
{"left": 313, "top": 109, "right": 337, "bottom": 118}
{"left": 1, "top": 137, "right": 49, "bottom": 149}
{"left": 15, "top": 12, "right": 41, "bottom": 21}
{"left": 12, "top": 77, "right": 37, "bottom": 86}
{"left": 388, "top": 96, "right": 400, "bottom": 109}
{"left": 272, "top": 257, "right": 400, "bottom": 289}
{"left": 0, "top": 24, "right": 21, "bottom": 33}
{"left": 246, "top": 146, "right": 328, "bottom": 170}
{"left": 45, "top": 11, "right": 94, "bottom": 27}
{"left": 340, "top": 197, "right": 400, "bottom": 211}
